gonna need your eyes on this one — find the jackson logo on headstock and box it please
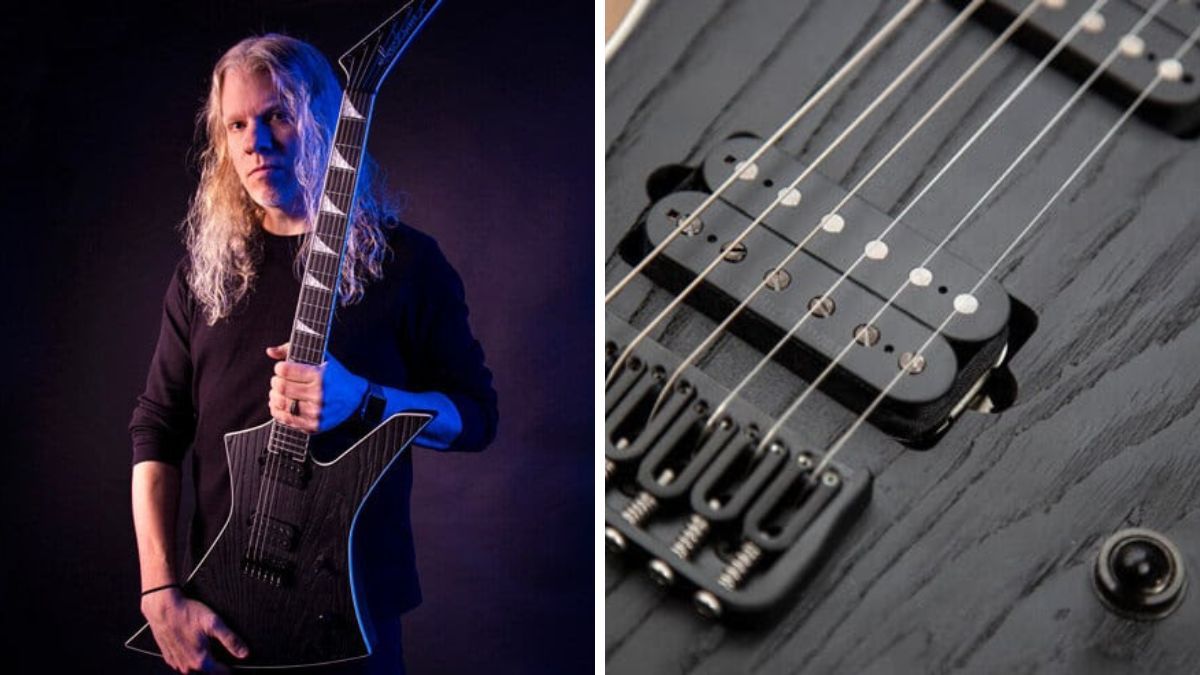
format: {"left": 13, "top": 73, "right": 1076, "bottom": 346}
{"left": 375, "top": 0, "right": 433, "bottom": 67}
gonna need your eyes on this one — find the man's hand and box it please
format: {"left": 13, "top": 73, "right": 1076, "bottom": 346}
{"left": 141, "top": 588, "right": 248, "bottom": 673}
{"left": 266, "top": 342, "right": 369, "bottom": 433}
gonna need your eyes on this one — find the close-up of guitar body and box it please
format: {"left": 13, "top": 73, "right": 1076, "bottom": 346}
{"left": 605, "top": 1, "right": 1200, "bottom": 673}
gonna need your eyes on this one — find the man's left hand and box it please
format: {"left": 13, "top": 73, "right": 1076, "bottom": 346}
{"left": 266, "top": 342, "right": 368, "bottom": 433}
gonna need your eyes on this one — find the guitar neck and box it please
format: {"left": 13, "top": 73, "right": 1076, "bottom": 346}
{"left": 285, "top": 89, "right": 376, "bottom": 367}
{"left": 266, "top": 0, "right": 442, "bottom": 461}
{"left": 269, "top": 89, "right": 375, "bottom": 461}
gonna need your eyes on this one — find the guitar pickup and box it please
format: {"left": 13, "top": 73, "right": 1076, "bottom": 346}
{"left": 259, "top": 450, "right": 312, "bottom": 488}
{"left": 247, "top": 512, "right": 301, "bottom": 552}
{"left": 950, "top": 0, "right": 1200, "bottom": 137}
{"left": 622, "top": 137, "right": 1014, "bottom": 443}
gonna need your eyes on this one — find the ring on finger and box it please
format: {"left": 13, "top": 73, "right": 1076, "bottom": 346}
{"left": 289, "top": 399, "right": 301, "bottom": 416}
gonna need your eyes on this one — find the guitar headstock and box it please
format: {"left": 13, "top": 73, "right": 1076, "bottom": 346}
{"left": 337, "top": 0, "right": 442, "bottom": 94}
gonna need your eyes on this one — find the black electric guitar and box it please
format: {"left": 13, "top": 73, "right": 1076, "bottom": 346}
{"left": 606, "top": 0, "right": 1200, "bottom": 672}
{"left": 126, "top": 1, "right": 442, "bottom": 668}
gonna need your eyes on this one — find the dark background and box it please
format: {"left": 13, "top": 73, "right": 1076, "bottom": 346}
{"left": 0, "top": 1, "right": 591, "bottom": 672}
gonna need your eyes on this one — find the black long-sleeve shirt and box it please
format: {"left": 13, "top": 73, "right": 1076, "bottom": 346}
{"left": 129, "top": 222, "right": 498, "bottom": 616}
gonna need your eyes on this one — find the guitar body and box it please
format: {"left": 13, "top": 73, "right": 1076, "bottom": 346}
{"left": 607, "top": 1, "right": 1200, "bottom": 673}
{"left": 127, "top": 413, "right": 430, "bottom": 668}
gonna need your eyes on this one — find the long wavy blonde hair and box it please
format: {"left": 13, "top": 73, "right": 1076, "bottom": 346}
{"left": 184, "top": 33, "right": 399, "bottom": 325}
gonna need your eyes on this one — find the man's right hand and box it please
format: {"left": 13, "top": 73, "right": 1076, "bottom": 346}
{"left": 141, "top": 588, "right": 249, "bottom": 673}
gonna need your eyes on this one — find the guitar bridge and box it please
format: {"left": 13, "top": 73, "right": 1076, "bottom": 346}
{"left": 604, "top": 312, "right": 871, "bottom": 617}
{"left": 241, "top": 554, "right": 295, "bottom": 588}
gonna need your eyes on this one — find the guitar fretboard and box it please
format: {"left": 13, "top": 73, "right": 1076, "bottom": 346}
{"left": 273, "top": 89, "right": 375, "bottom": 461}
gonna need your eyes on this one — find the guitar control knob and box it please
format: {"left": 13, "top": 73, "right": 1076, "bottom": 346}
{"left": 1093, "top": 527, "right": 1186, "bottom": 620}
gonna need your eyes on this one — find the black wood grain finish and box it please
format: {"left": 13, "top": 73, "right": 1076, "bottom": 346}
{"left": 606, "top": 1, "right": 1200, "bottom": 673}
{"left": 127, "top": 413, "right": 429, "bottom": 668}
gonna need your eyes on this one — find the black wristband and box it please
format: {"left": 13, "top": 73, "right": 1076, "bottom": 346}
{"left": 141, "top": 582, "right": 180, "bottom": 597}
{"left": 358, "top": 381, "right": 386, "bottom": 428}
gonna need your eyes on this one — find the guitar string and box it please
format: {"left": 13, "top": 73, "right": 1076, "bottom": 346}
{"left": 647, "top": 0, "right": 1053, "bottom": 420}
{"left": 254, "top": 77, "right": 370, "bottom": 566}
{"left": 605, "top": 0, "right": 988, "bottom": 389}
{"left": 603, "top": 0, "right": 928, "bottom": 305}
{"left": 758, "top": 0, "right": 1170, "bottom": 455}
{"left": 811, "top": 12, "right": 1200, "bottom": 481}
{"left": 704, "top": 0, "right": 1113, "bottom": 426}
{"left": 254, "top": 80, "right": 369, "bottom": 564}
{"left": 250, "top": 53, "right": 372, "bottom": 566}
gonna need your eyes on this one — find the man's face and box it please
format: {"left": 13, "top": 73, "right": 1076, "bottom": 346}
{"left": 221, "top": 67, "right": 302, "bottom": 214}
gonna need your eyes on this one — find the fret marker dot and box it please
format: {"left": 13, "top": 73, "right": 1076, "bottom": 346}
{"left": 1158, "top": 59, "right": 1184, "bottom": 82}
{"left": 1119, "top": 35, "right": 1145, "bottom": 58}
{"left": 778, "top": 187, "right": 802, "bottom": 207}
{"left": 865, "top": 240, "right": 889, "bottom": 260}
{"left": 821, "top": 213, "right": 845, "bottom": 233}
{"left": 909, "top": 267, "right": 933, "bottom": 287}
{"left": 1041, "top": 0, "right": 1065, "bottom": 9}
{"left": 735, "top": 161, "right": 759, "bottom": 181}
{"left": 1080, "top": 10, "right": 1105, "bottom": 34}
{"left": 954, "top": 293, "right": 979, "bottom": 315}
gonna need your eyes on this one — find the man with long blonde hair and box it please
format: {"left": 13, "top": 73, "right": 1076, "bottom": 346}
{"left": 128, "top": 33, "right": 497, "bottom": 674}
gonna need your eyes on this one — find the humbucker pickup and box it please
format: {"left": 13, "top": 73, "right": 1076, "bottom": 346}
{"left": 950, "top": 0, "right": 1200, "bottom": 136}
{"left": 621, "top": 137, "right": 1012, "bottom": 443}
{"left": 259, "top": 449, "right": 312, "bottom": 488}
{"left": 247, "top": 512, "right": 301, "bottom": 552}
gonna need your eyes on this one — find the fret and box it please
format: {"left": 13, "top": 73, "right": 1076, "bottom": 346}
{"left": 339, "top": 96, "right": 366, "bottom": 120}
{"left": 299, "top": 283, "right": 334, "bottom": 301}
{"left": 331, "top": 146, "right": 363, "bottom": 167}
{"left": 328, "top": 149, "right": 355, "bottom": 172}
{"left": 289, "top": 343, "right": 325, "bottom": 364}
{"left": 289, "top": 349, "right": 325, "bottom": 365}
{"left": 312, "top": 233, "right": 346, "bottom": 249}
{"left": 293, "top": 315, "right": 328, "bottom": 336}
{"left": 304, "top": 267, "right": 338, "bottom": 285}
{"left": 297, "top": 302, "right": 333, "bottom": 318}
{"left": 332, "top": 147, "right": 363, "bottom": 163}
{"left": 274, "top": 425, "right": 310, "bottom": 444}
{"left": 290, "top": 330, "right": 324, "bottom": 346}
{"left": 297, "top": 290, "right": 332, "bottom": 308}
{"left": 267, "top": 438, "right": 309, "bottom": 458}
{"left": 331, "top": 137, "right": 363, "bottom": 150}
{"left": 298, "top": 291, "right": 333, "bottom": 309}
{"left": 269, "top": 435, "right": 309, "bottom": 454}
{"left": 310, "top": 236, "right": 339, "bottom": 256}
{"left": 320, "top": 194, "right": 347, "bottom": 216}
{"left": 302, "top": 274, "right": 332, "bottom": 294}
{"left": 306, "top": 244, "right": 343, "bottom": 263}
